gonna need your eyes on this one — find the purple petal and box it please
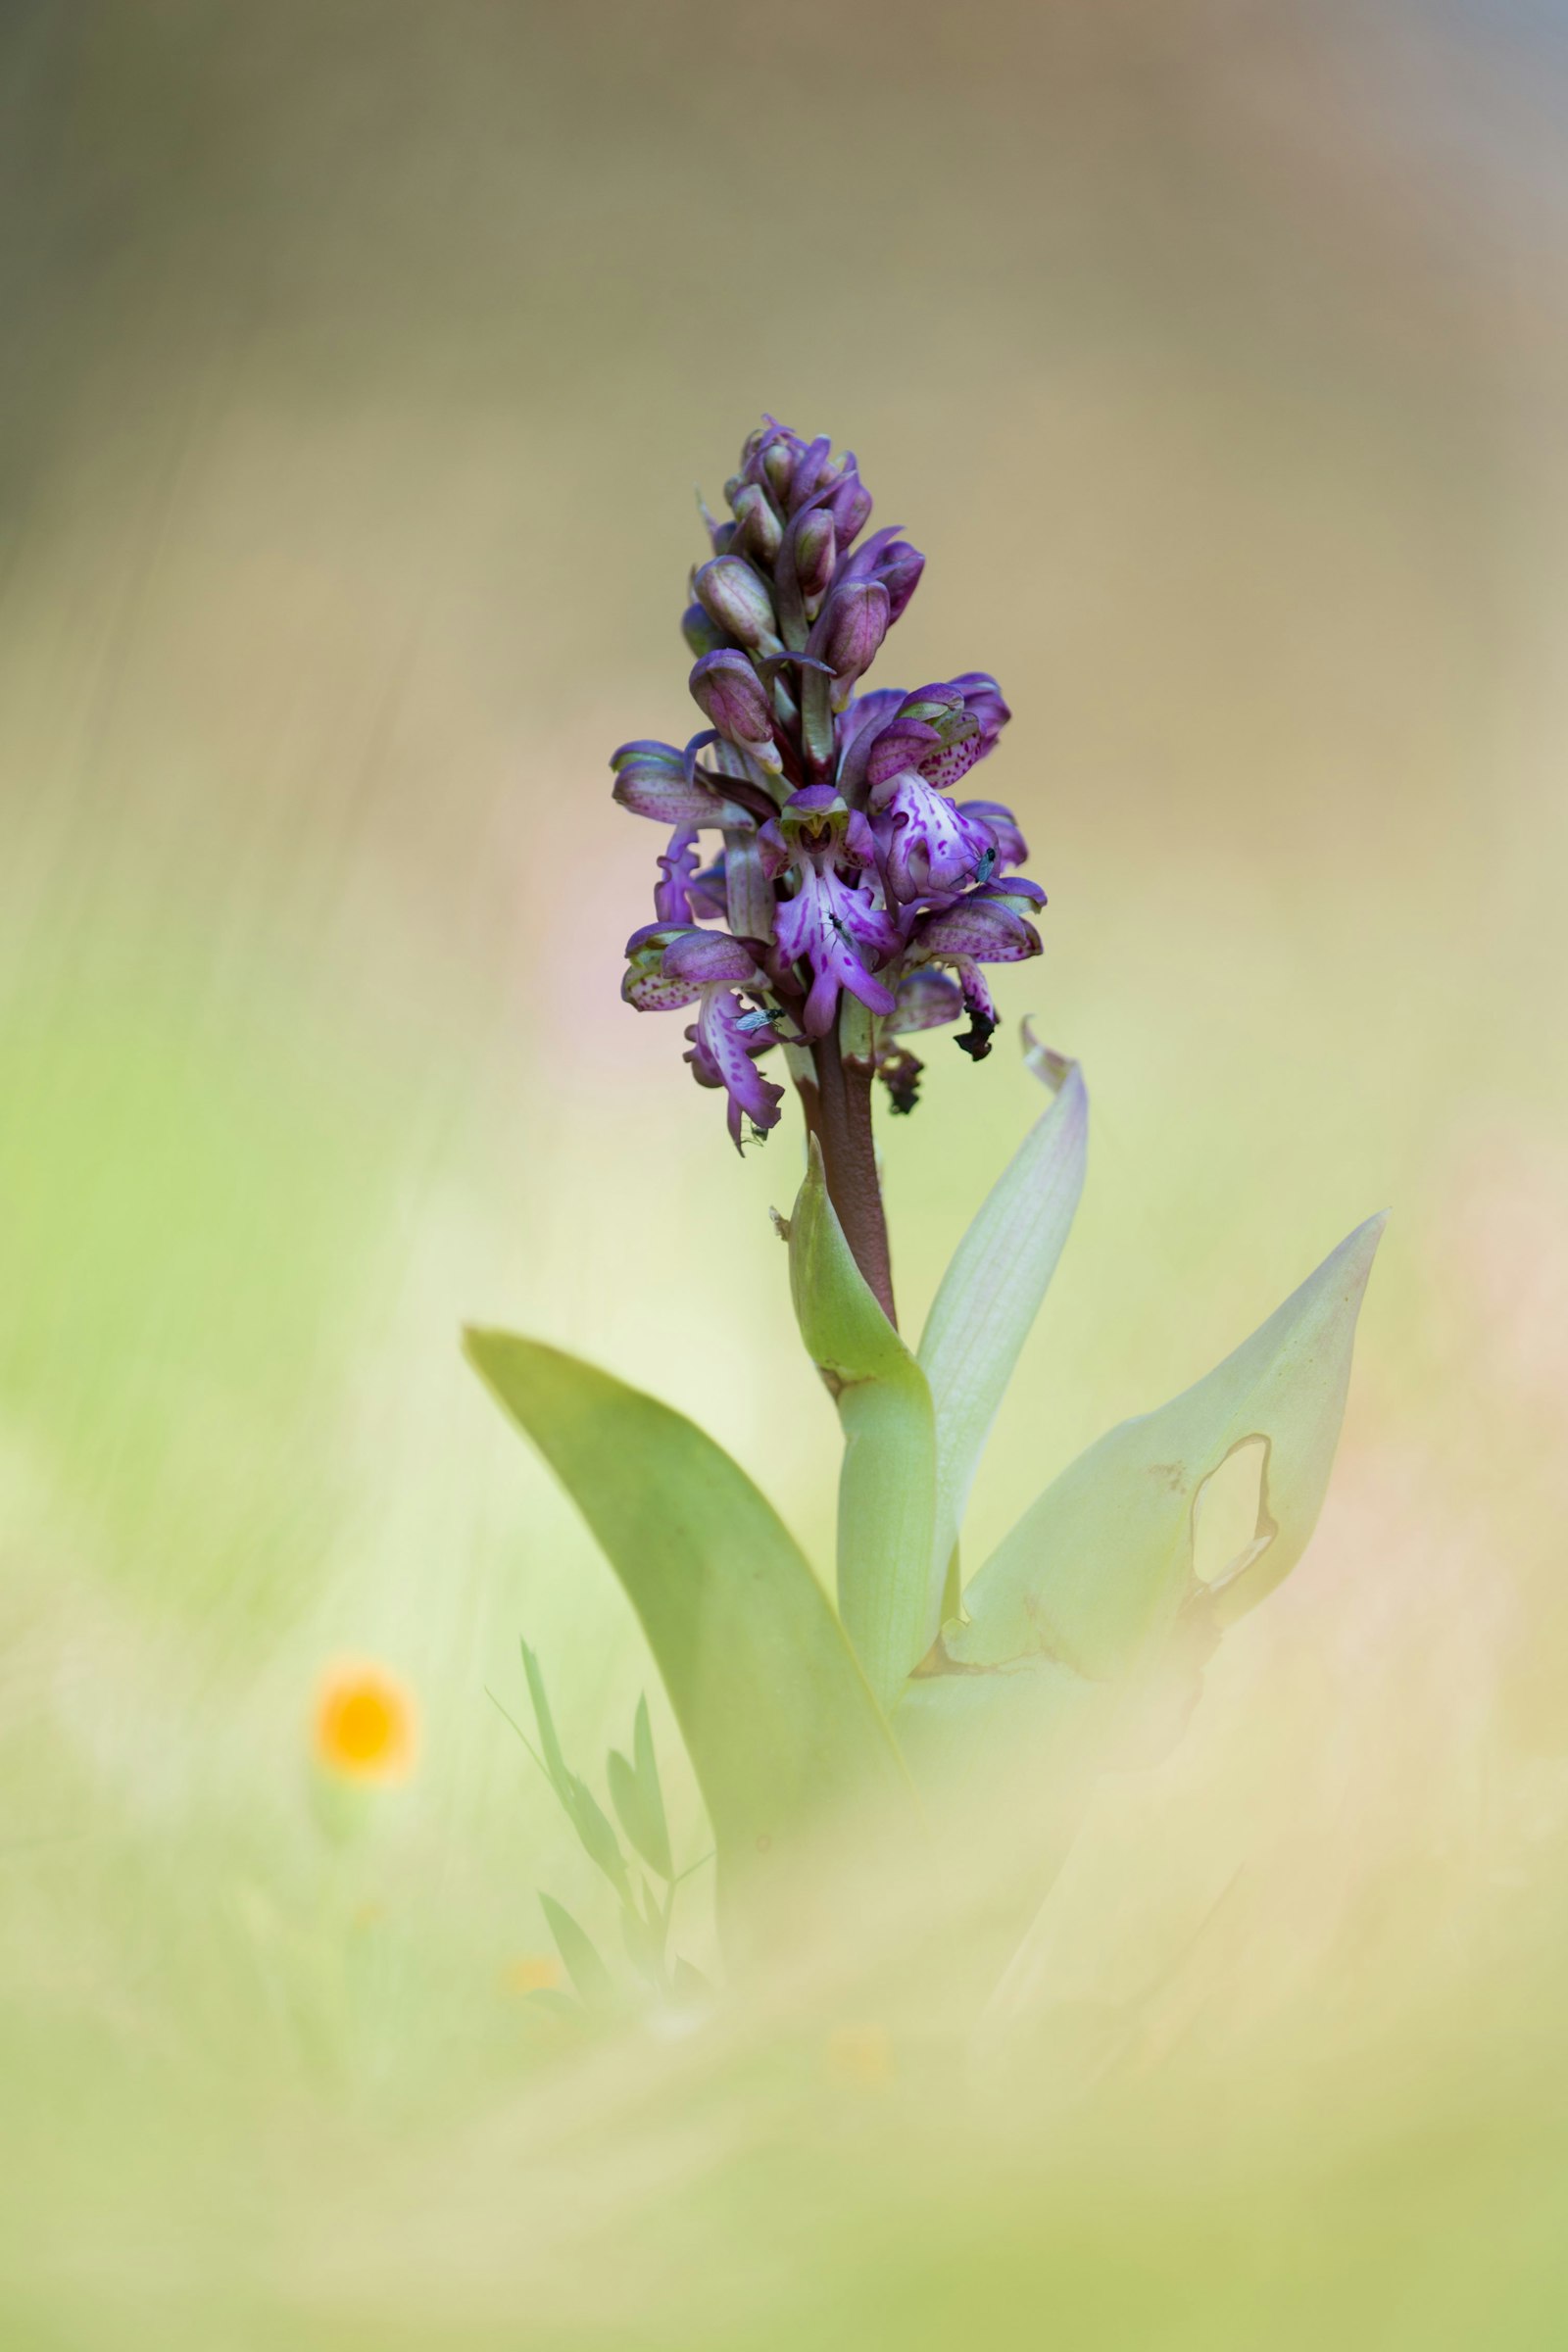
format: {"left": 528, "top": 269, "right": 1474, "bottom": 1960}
{"left": 871, "top": 772, "right": 997, "bottom": 903}
{"left": 912, "top": 893, "right": 1042, "bottom": 963}
{"left": 654, "top": 828, "right": 702, "bottom": 924}
{"left": 685, "top": 988, "right": 786, "bottom": 1151}
{"left": 662, "top": 929, "right": 766, "bottom": 987}
{"left": 613, "top": 763, "right": 751, "bottom": 828}
{"left": 774, "top": 864, "right": 900, "bottom": 1037}
{"left": 610, "top": 738, "right": 684, "bottom": 772}
{"left": 622, "top": 923, "right": 705, "bottom": 1012}
{"left": 960, "top": 799, "right": 1029, "bottom": 867}
{"left": 887, "top": 966, "right": 965, "bottom": 1034}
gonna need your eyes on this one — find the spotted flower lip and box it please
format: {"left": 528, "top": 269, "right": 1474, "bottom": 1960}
{"left": 685, "top": 986, "right": 786, "bottom": 1149}
{"left": 611, "top": 418, "right": 1048, "bottom": 1144}
{"left": 622, "top": 922, "right": 783, "bottom": 1149}
{"left": 870, "top": 768, "right": 998, "bottom": 904}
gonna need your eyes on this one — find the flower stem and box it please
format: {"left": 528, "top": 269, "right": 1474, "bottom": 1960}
{"left": 798, "top": 1016, "right": 898, "bottom": 1326}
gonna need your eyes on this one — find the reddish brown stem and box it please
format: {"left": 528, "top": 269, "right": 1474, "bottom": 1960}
{"left": 796, "top": 1017, "right": 897, "bottom": 1326}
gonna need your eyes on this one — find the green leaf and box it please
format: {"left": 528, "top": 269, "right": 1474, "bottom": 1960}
{"left": 918, "top": 1035, "right": 1087, "bottom": 1614}
{"left": 788, "top": 1137, "right": 939, "bottom": 1710}
{"left": 466, "top": 1330, "right": 912, "bottom": 1907}
{"left": 607, "top": 1696, "right": 673, "bottom": 1881}
{"left": 538, "top": 1892, "right": 616, "bottom": 2012}
{"left": 519, "top": 1639, "right": 571, "bottom": 1799}
{"left": 520, "top": 1640, "right": 629, "bottom": 1897}
{"left": 898, "top": 1214, "right": 1385, "bottom": 1975}
{"left": 949, "top": 1212, "right": 1387, "bottom": 1683}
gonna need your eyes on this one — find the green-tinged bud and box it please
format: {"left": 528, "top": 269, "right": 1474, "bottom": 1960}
{"left": 682, "top": 600, "right": 730, "bottom": 658}
{"left": 731, "top": 482, "right": 783, "bottom": 566}
{"left": 794, "top": 510, "right": 837, "bottom": 615}
{"left": 694, "top": 555, "right": 781, "bottom": 653}
{"left": 761, "top": 437, "right": 794, "bottom": 505}
{"left": 689, "top": 651, "right": 782, "bottom": 774}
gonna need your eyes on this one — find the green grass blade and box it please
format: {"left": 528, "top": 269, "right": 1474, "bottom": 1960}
{"left": 538, "top": 1892, "right": 616, "bottom": 2011}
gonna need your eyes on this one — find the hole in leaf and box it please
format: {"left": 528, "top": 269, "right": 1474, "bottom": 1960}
{"left": 1192, "top": 1435, "right": 1275, "bottom": 1591}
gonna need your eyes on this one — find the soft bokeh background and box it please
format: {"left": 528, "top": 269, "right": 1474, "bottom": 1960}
{"left": 3, "top": 1, "right": 1567, "bottom": 2343}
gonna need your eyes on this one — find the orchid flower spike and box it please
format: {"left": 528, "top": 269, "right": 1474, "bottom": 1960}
{"left": 609, "top": 417, "right": 1046, "bottom": 1305}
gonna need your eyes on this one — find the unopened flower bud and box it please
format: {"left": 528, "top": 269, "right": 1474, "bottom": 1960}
{"left": 829, "top": 466, "right": 873, "bottom": 548}
{"left": 688, "top": 651, "right": 781, "bottom": 771}
{"left": 879, "top": 539, "right": 925, "bottom": 621}
{"left": 694, "top": 555, "right": 780, "bottom": 652}
{"left": 731, "top": 482, "right": 783, "bottom": 566}
{"left": 682, "top": 600, "right": 730, "bottom": 658}
{"left": 788, "top": 435, "right": 833, "bottom": 511}
{"left": 810, "top": 580, "right": 890, "bottom": 703}
{"left": 794, "top": 510, "right": 837, "bottom": 605}
{"left": 761, "top": 436, "right": 794, "bottom": 505}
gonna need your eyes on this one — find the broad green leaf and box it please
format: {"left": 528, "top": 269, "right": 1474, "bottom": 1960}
{"left": 788, "top": 1137, "right": 938, "bottom": 1710}
{"left": 466, "top": 1331, "right": 911, "bottom": 1904}
{"left": 539, "top": 1891, "right": 615, "bottom": 2011}
{"left": 918, "top": 1033, "right": 1087, "bottom": 1613}
{"left": 898, "top": 1213, "right": 1384, "bottom": 1971}
{"left": 950, "top": 1212, "right": 1387, "bottom": 1682}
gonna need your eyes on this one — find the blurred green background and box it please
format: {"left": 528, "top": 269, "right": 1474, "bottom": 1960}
{"left": 3, "top": 1, "right": 1566, "bottom": 2344}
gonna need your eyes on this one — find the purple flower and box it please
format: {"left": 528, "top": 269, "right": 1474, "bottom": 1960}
{"left": 622, "top": 924, "right": 784, "bottom": 1149}
{"left": 903, "top": 881, "right": 1046, "bottom": 1059}
{"left": 870, "top": 771, "right": 997, "bottom": 904}
{"left": 609, "top": 419, "right": 1049, "bottom": 1148}
{"left": 760, "top": 788, "right": 902, "bottom": 1037}
{"left": 959, "top": 799, "right": 1029, "bottom": 869}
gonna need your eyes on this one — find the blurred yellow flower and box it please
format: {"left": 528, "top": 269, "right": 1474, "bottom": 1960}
{"left": 505, "top": 1954, "right": 564, "bottom": 1995}
{"left": 313, "top": 1661, "right": 418, "bottom": 1784}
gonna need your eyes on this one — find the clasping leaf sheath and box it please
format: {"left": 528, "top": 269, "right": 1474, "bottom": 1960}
{"left": 788, "top": 1137, "right": 939, "bottom": 1709}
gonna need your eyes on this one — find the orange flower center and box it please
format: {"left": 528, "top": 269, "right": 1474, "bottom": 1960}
{"left": 315, "top": 1664, "right": 416, "bottom": 1782}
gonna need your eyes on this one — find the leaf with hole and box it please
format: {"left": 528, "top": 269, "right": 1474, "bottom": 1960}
{"left": 949, "top": 1212, "right": 1385, "bottom": 1682}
